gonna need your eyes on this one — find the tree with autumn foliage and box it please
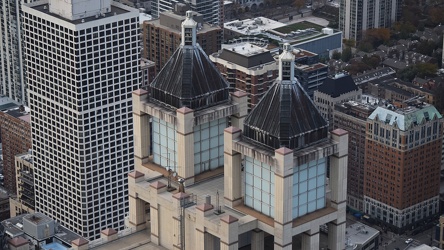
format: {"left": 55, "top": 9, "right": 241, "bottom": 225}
{"left": 293, "top": 0, "right": 305, "bottom": 12}
{"left": 358, "top": 28, "right": 390, "bottom": 51}
{"left": 428, "top": 7, "right": 444, "bottom": 26}
{"left": 392, "top": 22, "right": 416, "bottom": 39}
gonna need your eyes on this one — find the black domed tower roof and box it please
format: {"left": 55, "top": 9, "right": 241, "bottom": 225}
{"left": 148, "top": 11, "right": 230, "bottom": 111}
{"left": 243, "top": 44, "right": 328, "bottom": 150}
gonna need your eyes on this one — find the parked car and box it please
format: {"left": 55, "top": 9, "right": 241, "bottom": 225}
{"left": 405, "top": 238, "right": 413, "bottom": 244}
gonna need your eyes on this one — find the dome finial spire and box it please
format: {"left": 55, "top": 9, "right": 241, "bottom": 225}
{"left": 181, "top": 11, "right": 197, "bottom": 46}
{"left": 278, "top": 43, "right": 295, "bottom": 81}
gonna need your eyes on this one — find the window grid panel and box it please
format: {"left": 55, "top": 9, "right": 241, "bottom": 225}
{"left": 292, "top": 157, "right": 326, "bottom": 219}
{"left": 244, "top": 156, "right": 275, "bottom": 217}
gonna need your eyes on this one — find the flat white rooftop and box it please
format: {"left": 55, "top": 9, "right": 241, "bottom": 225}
{"left": 224, "top": 17, "right": 286, "bottom": 35}
{"left": 222, "top": 42, "right": 269, "bottom": 56}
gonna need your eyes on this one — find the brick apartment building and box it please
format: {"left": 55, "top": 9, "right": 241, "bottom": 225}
{"left": 0, "top": 106, "right": 31, "bottom": 194}
{"left": 142, "top": 5, "right": 222, "bottom": 73}
{"left": 334, "top": 101, "right": 376, "bottom": 212}
{"left": 210, "top": 42, "right": 278, "bottom": 112}
{"left": 364, "top": 102, "right": 443, "bottom": 232}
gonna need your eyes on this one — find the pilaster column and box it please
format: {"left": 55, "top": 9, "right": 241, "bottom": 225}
{"left": 71, "top": 238, "right": 89, "bottom": 250}
{"left": 274, "top": 147, "right": 294, "bottom": 250}
{"left": 274, "top": 147, "right": 294, "bottom": 223}
{"left": 251, "top": 229, "right": 264, "bottom": 250}
{"left": 176, "top": 107, "right": 195, "bottom": 184}
{"left": 224, "top": 126, "right": 243, "bottom": 207}
{"left": 301, "top": 229, "right": 320, "bottom": 250}
{"left": 329, "top": 129, "right": 348, "bottom": 210}
{"left": 132, "top": 89, "right": 150, "bottom": 170}
{"left": 230, "top": 91, "right": 248, "bottom": 129}
{"left": 128, "top": 171, "right": 147, "bottom": 231}
{"left": 195, "top": 203, "right": 214, "bottom": 250}
{"left": 328, "top": 220, "right": 346, "bottom": 250}
{"left": 220, "top": 215, "right": 239, "bottom": 250}
{"left": 329, "top": 128, "right": 348, "bottom": 250}
{"left": 149, "top": 181, "right": 167, "bottom": 245}
{"left": 273, "top": 223, "right": 292, "bottom": 250}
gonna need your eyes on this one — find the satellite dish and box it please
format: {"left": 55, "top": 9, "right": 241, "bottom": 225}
{"left": 173, "top": 172, "right": 178, "bottom": 177}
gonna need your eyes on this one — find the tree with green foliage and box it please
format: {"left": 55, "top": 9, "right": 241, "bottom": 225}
{"left": 344, "top": 62, "right": 371, "bottom": 75}
{"left": 362, "top": 55, "right": 381, "bottom": 68}
{"left": 328, "top": 20, "right": 339, "bottom": 29}
{"left": 357, "top": 41, "right": 374, "bottom": 52}
{"left": 416, "top": 63, "right": 438, "bottom": 78}
{"left": 341, "top": 47, "right": 352, "bottom": 62}
{"left": 397, "top": 65, "right": 418, "bottom": 82}
{"left": 332, "top": 51, "right": 341, "bottom": 60}
{"left": 416, "top": 40, "right": 437, "bottom": 57}
{"left": 397, "top": 63, "right": 437, "bottom": 82}
{"left": 343, "top": 39, "right": 356, "bottom": 48}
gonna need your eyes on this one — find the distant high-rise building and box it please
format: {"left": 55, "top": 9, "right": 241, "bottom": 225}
{"left": 151, "top": 0, "right": 223, "bottom": 25}
{"left": 0, "top": 0, "right": 36, "bottom": 105}
{"left": 22, "top": 0, "right": 140, "bottom": 239}
{"left": 339, "top": 0, "right": 402, "bottom": 41}
{"left": 365, "top": 103, "right": 443, "bottom": 232}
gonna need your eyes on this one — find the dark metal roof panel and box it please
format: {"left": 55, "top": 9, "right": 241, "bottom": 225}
{"left": 318, "top": 74, "right": 358, "bottom": 98}
{"left": 243, "top": 79, "right": 328, "bottom": 150}
{"left": 149, "top": 45, "right": 230, "bottom": 110}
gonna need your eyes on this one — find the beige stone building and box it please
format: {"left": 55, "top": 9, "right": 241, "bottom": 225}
{"left": 9, "top": 152, "right": 35, "bottom": 217}
{"left": 314, "top": 73, "right": 362, "bottom": 129}
{"left": 127, "top": 13, "right": 349, "bottom": 250}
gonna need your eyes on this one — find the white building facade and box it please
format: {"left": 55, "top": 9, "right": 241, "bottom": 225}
{"left": 22, "top": 0, "right": 140, "bottom": 239}
{"left": 339, "top": 0, "right": 402, "bottom": 41}
{"left": 0, "top": 0, "right": 37, "bottom": 105}
{"left": 151, "top": 0, "right": 222, "bottom": 25}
